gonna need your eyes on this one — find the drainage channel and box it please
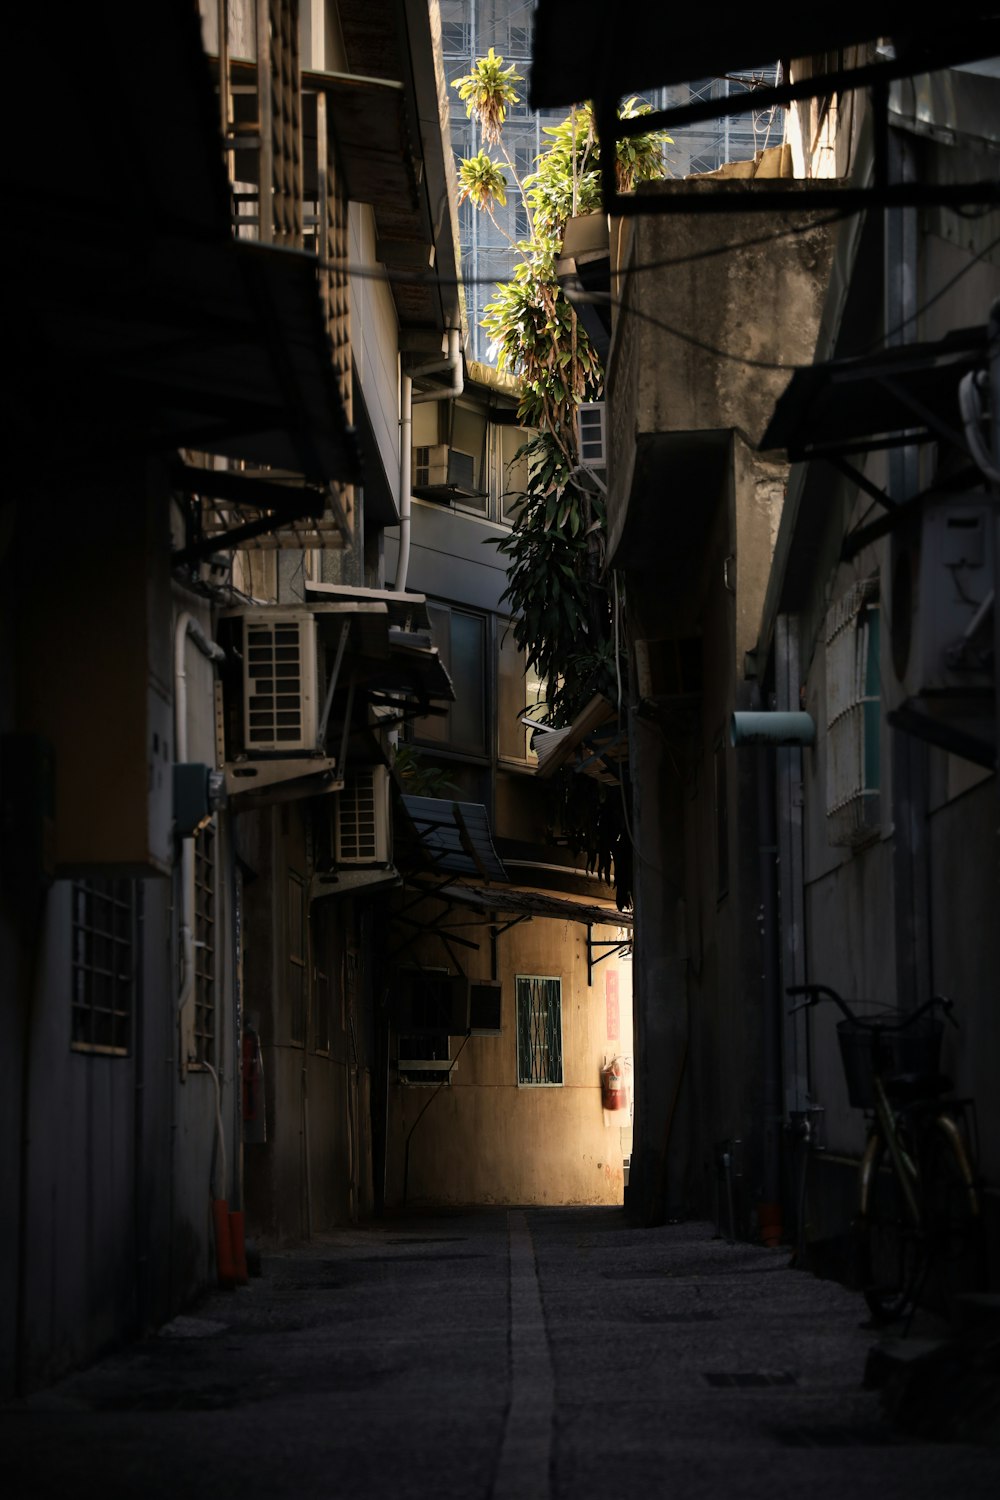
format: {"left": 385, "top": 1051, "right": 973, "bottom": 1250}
{"left": 492, "top": 1210, "right": 554, "bottom": 1500}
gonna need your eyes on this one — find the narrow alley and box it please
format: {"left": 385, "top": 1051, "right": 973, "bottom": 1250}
{"left": 7, "top": 1209, "right": 998, "bottom": 1499}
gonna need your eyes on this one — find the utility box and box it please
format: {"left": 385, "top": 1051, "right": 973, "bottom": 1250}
{"left": 16, "top": 473, "right": 175, "bottom": 876}
{"left": 891, "top": 491, "right": 995, "bottom": 705}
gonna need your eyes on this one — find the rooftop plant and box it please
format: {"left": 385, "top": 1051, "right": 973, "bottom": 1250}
{"left": 453, "top": 58, "right": 669, "bottom": 904}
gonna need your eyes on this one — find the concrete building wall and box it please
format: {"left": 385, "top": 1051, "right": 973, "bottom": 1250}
{"left": 350, "top": 201, "right": 402, "bottom": 508}
{"left": 387, "top": 911, "right": 633, "bottom": 1206}
{"left": 1, "top": 505, "right": 235, "bottom": 1391}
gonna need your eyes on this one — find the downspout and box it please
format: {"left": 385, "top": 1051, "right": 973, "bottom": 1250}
{"left": 393, "top": 329, "right": 463, "bottom": 593}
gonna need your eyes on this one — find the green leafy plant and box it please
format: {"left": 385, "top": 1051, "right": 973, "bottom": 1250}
{"left": 452, "top": 47, "right": 523, "bottom": 145}
{"left": 392, "top": 743, "right": 458, "bottom": 800}
{"left": 456, "top": 63, "right": 669, "bottom": 902}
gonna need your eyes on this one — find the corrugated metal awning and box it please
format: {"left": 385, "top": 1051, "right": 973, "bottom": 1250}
{"left": 400, "top": 797, "right": 508, "bottom": 883}
{"left": 534, "top": 695, "right": 627, "bottom": 785}
{"left": 415, "top": 881, "right": 632, "bottom": 930}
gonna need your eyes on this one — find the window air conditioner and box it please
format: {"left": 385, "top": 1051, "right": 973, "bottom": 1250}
{"left": 577, "top": 402, "right": 607, "bottom": 469}
{"left": 891, "top": 493, "right": 995, "bottom": 706}
{"left": 335, "top": 765, "right": 391, "bottom": 865}
{"left": 412, "top": 444, "right": 479, "bottom": 499}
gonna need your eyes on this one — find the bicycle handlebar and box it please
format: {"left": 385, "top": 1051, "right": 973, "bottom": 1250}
{"left": 786, "top": 983, "right": 957, "bottom": 1029}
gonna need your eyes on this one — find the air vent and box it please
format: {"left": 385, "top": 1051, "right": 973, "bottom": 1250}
{"left": 335, "top": 766, "right": 390, "bottom": 865}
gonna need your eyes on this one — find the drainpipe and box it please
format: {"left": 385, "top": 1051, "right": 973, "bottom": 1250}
{"left": 393, "top": 329, "right": 463, "bottom": 593}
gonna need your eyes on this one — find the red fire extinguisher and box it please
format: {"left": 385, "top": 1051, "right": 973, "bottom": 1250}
{"left": 242, "top": 1021, "right": 267, "bottom": 1144}
{"left": 601, "top": 1056, "right": 629, "bottom": 1111}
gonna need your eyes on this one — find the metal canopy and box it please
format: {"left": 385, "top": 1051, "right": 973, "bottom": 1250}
{"left": 533, "top": 695, "right": 627, "bottom": 786}
{"left": 529, "top": 5, "right": 994, "bottom": 106}
{"left": 399, "top": 797, "right": 508, "bottom": 884}
{"left": 528, "top": 4, "right": 1000, "bottom": 216}
{"left": 759, "top": 326, "right": 989, "bottom": 461}
{"left": 421, "top": 882, "right": 633, "bottom": 931}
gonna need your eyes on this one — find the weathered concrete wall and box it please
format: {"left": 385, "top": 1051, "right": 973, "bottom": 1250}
{"left": 607, "top": 185, "right": 837, "bottom": 565}
{"left": 1, "top": 524, "right": 234, "bottom": 1391}
{"left": 386, "top": 910, "right": 633, "bottom": 1207}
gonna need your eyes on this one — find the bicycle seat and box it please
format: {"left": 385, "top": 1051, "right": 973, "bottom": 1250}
{"left": 885, "top": 1071, "right": 952, "bottom": 1104}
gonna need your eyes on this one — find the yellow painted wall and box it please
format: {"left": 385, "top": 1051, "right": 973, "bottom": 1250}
{"left": 386, "top": 908, "right": 633, "bottom": 1206}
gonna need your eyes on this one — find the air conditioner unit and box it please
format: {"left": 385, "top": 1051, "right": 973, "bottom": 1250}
{"left": 577, "top": 402, "right": 607, "bottom": 469}
{"left": 218, "top": 608, "right": 339, "bottom": 796}
{"left": 335, "top": 765, "right": 391, "bottom": 865}
{"left": 890, "top": 493, "right": 995, "bottom": 706}
{"left": 242, "top": 611, "right": 319, "bottom": 752}
{"left": 412, "top": 444, "right": 480, "bottom": 499}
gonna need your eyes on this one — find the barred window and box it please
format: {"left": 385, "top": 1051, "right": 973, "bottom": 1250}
{"left": 516, "top": 976, "right": 563, "bottom": 1085}
{"left": 825, "top": 578, "right": 881, "bottom": 847}
{"left": 287, "top": 870, "right": 307, "bottom": 1044}
{"left": 311, "top": 905, "right": 332, "bottom": 1055}
{"left": 193, "top": 824, "right": 216, "bottom": 1066}
{"left": 71, "top": 879, "right": 136, "bottom": 1055}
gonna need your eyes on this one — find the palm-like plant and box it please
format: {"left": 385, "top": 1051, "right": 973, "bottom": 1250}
{"left": 452, "top": 47, "right": 522, "bottom": 145}
{"left": 457, "top": 152, "right": 508, "bottom": 211}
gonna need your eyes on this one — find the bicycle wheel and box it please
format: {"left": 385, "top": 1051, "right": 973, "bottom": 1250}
{"left": 858, "top": 1136, "right": 925, "bottom": 1323}
{"left": 921, "top": 1115, "right": 986, "bottom": 1317}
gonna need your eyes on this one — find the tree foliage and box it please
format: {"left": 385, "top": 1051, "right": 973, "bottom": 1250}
{"left": 453, "top": 58, "right": 668, "bottom": 903}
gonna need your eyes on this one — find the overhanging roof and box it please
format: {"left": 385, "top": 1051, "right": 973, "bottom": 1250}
{"left": 529, "top": 6, "right": 1000, "bottom": 218}
{"left": 759, "top": 326, "right": 989, "bottom": 461}
{"left": 307, "top": 70, "right": 419, "bottom": 211}
{"left": 8, "top": 2, "right": 360, "bottom": 501}
{"left": 529, "top": 6, "right": 999, "bottom": 106}
{"left": 418, "top": 881, "right": 633, "bottom": 931}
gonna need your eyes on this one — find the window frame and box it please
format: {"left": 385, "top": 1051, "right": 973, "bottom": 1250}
{"left": 71, "top": 878, "right": 136, "bottom": 1057}
{"left": 824, "top": 577, "right": 881, "bottom": 848}
{"left": 515, "top": 974, "right": 564, "bottom": 1087}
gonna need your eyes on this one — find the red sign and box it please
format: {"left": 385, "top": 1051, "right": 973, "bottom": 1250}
{"left": 606, "top": 970, "right": 620, "bottom": 1040}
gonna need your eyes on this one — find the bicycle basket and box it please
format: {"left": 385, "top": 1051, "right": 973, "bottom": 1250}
{"left": 835, "top": 1017, "right": 944, "bottom": 1109}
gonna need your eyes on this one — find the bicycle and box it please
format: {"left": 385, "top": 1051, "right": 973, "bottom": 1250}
{"left": 787, "top": 984, "right": 985, "bottom": 1324}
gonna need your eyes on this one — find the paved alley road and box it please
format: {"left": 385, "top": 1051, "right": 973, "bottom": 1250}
{"left": 6, "top": 1209, "right": 998, "bottom": 1499}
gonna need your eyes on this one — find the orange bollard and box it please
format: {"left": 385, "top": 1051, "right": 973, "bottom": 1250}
{"left": 212, "top": 1199, "right": 237, "bottom": 1286}
{"left": 228, "top": 1210, "right": 249, "bottom": 1285}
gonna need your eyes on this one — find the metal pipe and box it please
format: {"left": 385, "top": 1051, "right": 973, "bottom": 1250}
{"left": 730, "top": 711, "right": 816, "bottom": 747}
{"left": 756, "top": 746, "right": 781, "bottom": 1205}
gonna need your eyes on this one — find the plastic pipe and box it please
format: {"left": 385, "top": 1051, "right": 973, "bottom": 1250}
{"left": 730, "top": 711, "right": 816, "bottom": 748}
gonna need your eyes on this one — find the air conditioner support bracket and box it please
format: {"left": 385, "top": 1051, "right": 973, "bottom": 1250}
{"left": 888, "top": 701, "right": 995, "bottom": 770}
{"left": 224, "top": 756, "right": 342, "bottom": 798}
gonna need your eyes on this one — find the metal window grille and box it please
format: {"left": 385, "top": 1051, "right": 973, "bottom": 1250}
{"left": 71, "top": 879, "right": 135, "bottom": 1055}
{"left": 825, "top": 578, "right": 881, "bottom": 846}
{"left": 311, "top": 906, "right": 332, "bottom": 1054}
{"left": 194, "top": 824, "right": 216, "bottom": 1067}
{"left": 516, "top": 976, "right": 563, "bottom": 1085}
{"left": 287, "top": 870, "right": 307, "bottom": 1043}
